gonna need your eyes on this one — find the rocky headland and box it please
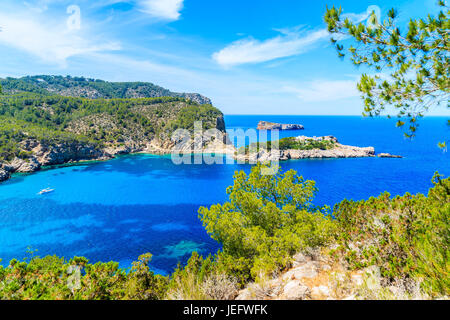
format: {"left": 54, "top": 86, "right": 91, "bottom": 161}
{"left": 257, "top": 121, "right": 304, "bottom": 130}
{"left": 0, "top": 122, "right": 235, "bottom": 183}
{"left": 0, "top": 140, "right": 111, "bottom": 182}
{"left": 234, "top": 135, "right": 401, "bottom": 163}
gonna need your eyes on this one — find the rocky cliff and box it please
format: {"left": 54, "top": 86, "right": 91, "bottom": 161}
{"left": 0, "top": 117, "right": 234, "bottom": 182}
{"left": 0, "top": 127, "right": 236, "bottom": 183}
{"left": 234, "top": 135, "right": 403, "bottom": 163}
{"left": 0, "top": 77, "right": 230, "bottom": 182}
{"left": 0, "top": 139, "right": 112, "bottom": 181}
{"left": 234, "top": 135, "right": 379, "bottom": 163}
{"left": 0, "top": 168, "right": 9, "bottom": 182}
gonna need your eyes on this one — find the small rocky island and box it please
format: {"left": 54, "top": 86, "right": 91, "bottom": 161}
{"left": 257, "top": 121, "right": 304, "bottom": 130}
{"left": 234, "top": 135, "right": 402, "bottom": 162}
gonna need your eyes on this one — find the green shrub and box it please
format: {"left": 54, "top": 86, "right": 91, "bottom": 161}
{"left": 333, "top": 173, "right": 449, "bottom": 296}
{"left": 198, "top": 163, "right": 336, "bottom": 282}
{"left": 0, "top": 165, "right": 447, "bottom": 299}
{"left": 0, "top": 254, "right": 168, "bottom": 300}
{"left": 239, "top": 137, "right": 335, "bottom": 154}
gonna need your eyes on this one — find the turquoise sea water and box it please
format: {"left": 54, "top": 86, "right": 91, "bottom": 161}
{"left": 0, "top": 116, "right": 448, "bottom": 274}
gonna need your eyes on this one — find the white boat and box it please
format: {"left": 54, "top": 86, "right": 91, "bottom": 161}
{"left": 38, "top": 188, "right": 54, "bottom": 195}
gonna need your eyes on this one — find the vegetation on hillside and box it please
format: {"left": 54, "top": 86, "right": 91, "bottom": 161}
{"left": 332, "top": 172, "right": 449, "bottom": 296}
{"left": 198, "top": 164, "right": 336, "bottom": 283}
{"left": 0, "top": 91, "right": 222, "bottom": 162}
{"left": 1, "top": 164, "right": 447, "bottom": 299}
{"left": 0, "top": 75, "right": 211, "bottom": 104}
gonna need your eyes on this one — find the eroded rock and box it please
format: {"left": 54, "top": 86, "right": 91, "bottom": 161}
{"left": 280, "top": 280, "right": 311, "bottom": 300}
{"left": 0, "top": 169, "right": 10, "bottom": 182}
{"left": 377, "top": 153, "right": 402, "bottom": 158}
{"left": 10, "top": 158, "right": 41, "bottom": 173}
{"left": 282, "top": 262, "right": 319, "bottom": 281}
{"left": 311, "top": 285, "right": 331, "bottom": 299}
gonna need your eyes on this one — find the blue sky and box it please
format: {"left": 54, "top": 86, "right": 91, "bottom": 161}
{"left": 0, "top": 0, "right": 448, "bottom": 115}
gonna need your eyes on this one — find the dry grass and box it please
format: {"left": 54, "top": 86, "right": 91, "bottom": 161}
{"left": 202, "top": 273, "right": 239, "bottom": 300}
{"left": 166, "top": 273, "right": 238, "bottom": 300}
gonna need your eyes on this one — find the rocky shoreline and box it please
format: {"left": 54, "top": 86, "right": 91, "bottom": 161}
{"left": 0, "top": 134, "right": 402, "bottom": 183}
{"left": 0, "top": 141, "right": 112, "bottom": 182}
{"left": 0, "top": 134, "right": 236, "bottom": 183}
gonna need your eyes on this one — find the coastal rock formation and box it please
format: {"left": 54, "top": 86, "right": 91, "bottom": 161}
{"left": 257, "top": 121, "right": 304, "bottom": 130}
{"left": 175, "top": 92, "right": 212, "bottom": 105}
{"left": 235, "top": 246, "right": 429, "bottom": 300}
{"left": 34, "top": 141, "right": 112, "bottom": 166}
{"left": 10, "top": 157, "right": 41, "bottom": 173}
{"left": 235, "top": 249, "right": 327, "bottom": 300}
{"left": 0, "top": 140, "right": 113, "bottom": 175}
{"left": 235, "top": 248, "right": 361, "bottom": 300}
{"left": 234, "top": 248, "right": 375, "bottom": 301}
{"left": 145, "top": 130, "right": 236, "bottom": 155}
{"left": 280, "top": 280, "right": 311, "bottom": 300}
{"left": 234, "top": 135, "right": 375, "bottom": 163}
{"left": 0, "top": 168, "right": 9, "bottom": 182}
{"left": 282, "top": 145, "right": 375, "bottom": 160}
{"left": 377, "top": 153, "right": 402, "bottom": 158}
{"left": 0, "top": 79, "right": 229, "bottom": 183}
{"left": 0, "top": 132, "right": 234, "bottom": 181}
{"left": 0, "top": 123, "right": 235, "bottom": 182}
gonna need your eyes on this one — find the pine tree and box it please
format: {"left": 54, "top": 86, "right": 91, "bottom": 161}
{"left": 324, "top": 1, "right": 449, "bottom": 146}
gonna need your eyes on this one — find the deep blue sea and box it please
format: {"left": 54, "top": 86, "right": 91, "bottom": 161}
{"left": 0, "top": 116, "right": 448, "bottom": 274}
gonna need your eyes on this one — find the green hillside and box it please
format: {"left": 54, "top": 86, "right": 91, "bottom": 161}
{"left": 0, "top": 75, "right": 212, "bottom": 104}
{"left": 0, "top": 77, "right": 222, "bottom": 163}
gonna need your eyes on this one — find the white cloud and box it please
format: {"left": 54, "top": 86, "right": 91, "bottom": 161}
{"left": 212, "top": 28, "right": 329, "bottom": 67}
{"left": 89, "top": 0, "right": 184, "bottom": 21}
{"left": 0, "top": 11, "right": 121, "bottom": 66}
{"left": 212, "top": 6, "right": 382, "bottom": 68}
{"left": 282, "top": 79, "right": 359, "bottom": 102}
{"left": 23, "top": 0, "right": 65, "bottom": 13}
{"left": 138, "top": 0, "right": 184, "bottom": 20}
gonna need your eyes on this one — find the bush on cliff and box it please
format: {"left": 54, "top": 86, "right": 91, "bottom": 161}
{"left": 198, "top": 163, "right": 336, "bottom": 282}
{"left": 332, "top": 172, "right": 449, "bottom": 296}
